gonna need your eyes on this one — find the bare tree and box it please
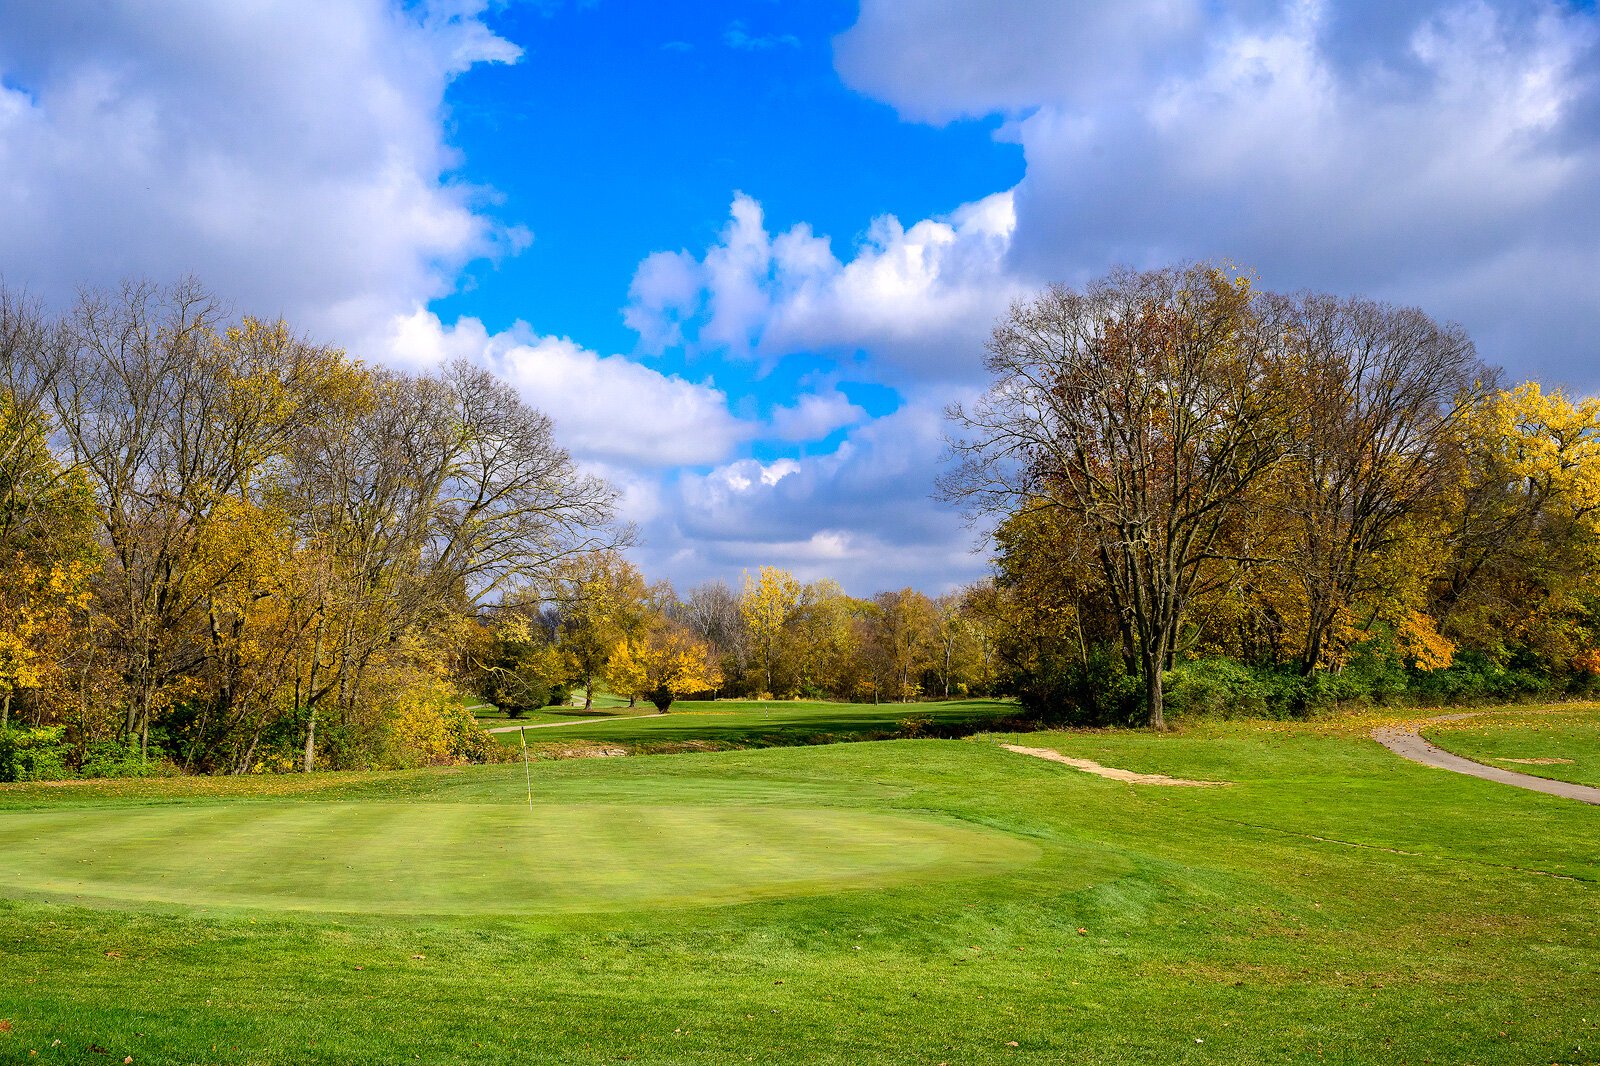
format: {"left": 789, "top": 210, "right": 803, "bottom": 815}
{"left": 943, "top": 265, "right": 1289, "bottom": 728}
{"left": 1269, "top": 292, "right": 1489, "bottom": 673}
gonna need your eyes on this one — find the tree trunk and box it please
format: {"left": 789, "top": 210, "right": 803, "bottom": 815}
{"left": 1144, "top": 660, "right": 1166, "bottom": 731}
{"left": 584, "top": 675, "right": 594, "bottom": 711}
{"left": 1, "top": 689, "right": 9, "bottom": 730}
{"left": 303, "top": 706, "right": 317, "bottom": 773}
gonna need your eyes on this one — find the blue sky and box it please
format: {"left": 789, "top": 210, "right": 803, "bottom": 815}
{"left": 2, "top": 1, "right": 1598, "bottom": 593}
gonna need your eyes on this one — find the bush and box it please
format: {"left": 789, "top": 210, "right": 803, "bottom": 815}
{"left": 79, "top": 738, "right": 164, "bottom": 778}
{"left": 0, "top": 727, "right": 165, "bottom": 781}
{"left": 1164, "top": 659, "right": 1272, "bottom": 719}
{"left": 1407, "top": 649, "right": 1556, "bottom": 705}
{"left": 385, "top": 690, "right": 502, "bottom": 768}
{"left": 1014, "top": 645, "right": 1142, "bottom": 726}
{"left": 0, "top": 726, "right": 70, "bottom": 782}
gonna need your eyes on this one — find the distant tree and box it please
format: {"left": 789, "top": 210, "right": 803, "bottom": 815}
{"left": 789, "top": 579, "right": 854, "bottom": 697}
{"left": 865, "top": 588, "right": 937, "bottom": 702}
{"left": 607, "top": 620, "right": 722, "bottom": 712}
{"left": 550, "top": 550, "right": 648, "bottom": 710}
{"left": 956, "top": 579, "right": 1005, "bottom": 696}
{"left": 473, "top": 615, "right": 571, "bottom": 718}
{"left": 680, "top": 579, "right": 742, "bottom": 696}
{"left": 739, "top": 566, "right": 800, "bottom": 696}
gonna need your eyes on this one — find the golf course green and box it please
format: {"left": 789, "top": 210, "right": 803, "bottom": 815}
{"left": 0, "top": 800, "right": 1040, "bottom": 914}
{"left": 2, "top": 703, "right": 1597, "bottom": 1064}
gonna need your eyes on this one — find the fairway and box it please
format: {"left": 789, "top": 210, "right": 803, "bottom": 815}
{"left": 491, "top": 697, "right": 1026, "bottom": 749}
{"left": 0, "top": 799, "right": 1039, "bottom": 915}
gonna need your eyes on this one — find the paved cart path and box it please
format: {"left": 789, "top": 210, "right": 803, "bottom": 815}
{"left": 1373, "top": 714, "right": 1600, "bottom": 806}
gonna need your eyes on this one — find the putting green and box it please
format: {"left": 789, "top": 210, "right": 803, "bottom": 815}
{"left": 0, "top": 801, "right": 1040, "bottom": 914}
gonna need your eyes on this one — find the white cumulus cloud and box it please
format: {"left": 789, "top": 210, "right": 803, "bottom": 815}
{"left": 0, "top": 0, "right": 522, "bottom": 352}
{"left": 835, "top": 0, "right": 1600, "bottom": 388}
{"left": 624, "top": 191, "right": 1030, "bottom": 379}
{"left": 388, "top": 309, "right": 752, "bottom": 469}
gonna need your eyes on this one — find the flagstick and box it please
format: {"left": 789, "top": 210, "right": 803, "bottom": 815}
{"left": 519, "top": 726, "right": 533, "bottom": 814}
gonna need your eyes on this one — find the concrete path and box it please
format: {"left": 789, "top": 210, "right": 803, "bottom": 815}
{"left": 486, "top": 711, "right": 666, "bottom": 734}
{"left": 1373, "top": 716, "right": 1600, "bottom": 806}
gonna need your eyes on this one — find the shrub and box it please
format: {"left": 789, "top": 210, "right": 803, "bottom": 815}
{"left": 80, "top": 738, "right": 166, "bottom": 778}
{"left": 1164, "top": 659, "right": 1271, "bottom": 719}
{"left": 0, "top": 726, "right": 70, "bottom": 782}
{"left": 1014, "top": 645, "right": 1142, "bottom": 726}
{"left": 0, "top": 727, "right": 165, "bottom": 781}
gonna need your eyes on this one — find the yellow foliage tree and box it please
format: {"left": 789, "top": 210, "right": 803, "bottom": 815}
{"left": 609, "top": 622, "right": 722, "bottom": 711}
{"left": 739, "top": 565, "right": 799, "bottom": 696}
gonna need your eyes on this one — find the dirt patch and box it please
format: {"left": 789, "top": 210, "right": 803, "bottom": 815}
{"left": 1000, "top": 744, "right": 1231, "bottom": 787}
{"left": 1493, "top": 757, "right": 1576, "bottom": 765}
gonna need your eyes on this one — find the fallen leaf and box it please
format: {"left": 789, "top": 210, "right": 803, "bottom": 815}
{"left": 125, "top": 1058, "right": 134, "bottom": 1064}
{"left": 103, "top": 951, "right": 123, "bottom": 959}
{"left": 1006, "top": 1041, "right": 1019, "bottom": 1047}
{"left": 88, "top": 1044, "right": 108, "bottom": 1054}
{"left": 1076, "top": 928, "right": 1088, "bottom": 935}
{"left": 0, "top": 1020, "right": 11, "bottom": 1033}
{"left": 410, "top": 954, "right": 425, "bottom": 960}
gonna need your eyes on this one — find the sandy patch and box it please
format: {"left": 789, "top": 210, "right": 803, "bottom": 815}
{"left": 1000, "top": 744, "right": 1231, "bottom": 787}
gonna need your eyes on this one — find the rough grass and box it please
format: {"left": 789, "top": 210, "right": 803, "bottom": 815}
{"left": 0, "top": 706, "right": 1596, "bottom": 1064}
{"left": 1422, "top": 703, "right": 1600, "bottom": 788}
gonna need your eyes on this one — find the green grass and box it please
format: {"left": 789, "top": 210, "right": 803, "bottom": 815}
{"left": 472, "top": 706, "right": 608, "bottom": 726}
{"left": 0, "top": 707, "right": 1597, "bottom": 1064}
{"left": 493, "top": 696, "right": 1025, "bottom": 748}
{"left": 0, "top": 800, "right": 1034, "bottom": 914}
{"left": 471, "top": 688, "right": 649, "bottom": 727}
{"left": 1423, "top": 703, "right": 1600, "bottom": 788}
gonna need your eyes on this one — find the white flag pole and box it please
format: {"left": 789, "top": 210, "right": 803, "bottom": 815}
{"left": 519, "top": 726, "right": 533, "bottom": 814}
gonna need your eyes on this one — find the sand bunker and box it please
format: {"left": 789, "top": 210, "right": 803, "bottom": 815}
{"left": 1000, "top": 744, "right": 1230, "bottom": 787}
{"left": 1492, "top": 757, "right": 1575, "bottom": 765}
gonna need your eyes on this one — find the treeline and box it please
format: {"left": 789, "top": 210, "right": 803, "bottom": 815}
{"left": 944, "top": 264, "right": 1600, "bottom": 727}
{"left": 0, "top": 281, "right": 618, "bottom": 777}
{"left": 7, "top": 265, "right": 1595, "bottom": 776}
{"left": 469, "top": 558, "right": 1007, "bottom": 714}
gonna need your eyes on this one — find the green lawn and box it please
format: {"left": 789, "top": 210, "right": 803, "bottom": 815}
{"left": 491, "top": 696, "right": 1026, "bottom": 748}
{"left": 1, "top": 708, "right": 1597, "bottom": 1064}
{"left": 1423, "top": 703, "right": 1600, "bottom": 788}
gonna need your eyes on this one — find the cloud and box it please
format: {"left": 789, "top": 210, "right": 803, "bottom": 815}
{"left": 723, "top": 22, "right": 802, "bottom": 51}
{"left": 631, "top": 397, "right": 987, "bottom": 593}
{"left": 388, "top": 309, "right": 753, "bottom": 468}
{"left": 835, "top": 0, "right": 1210, "bottom": 123}
{"left": 0, "top": 0, "right": 521, "bottom": 352}
{"left": 835, "top": 0, "right": 1600, "bottom": 388}
{"left": 766, "top": 388, "right": 868, "bottom": 441}
{"left": 624, "top": 191, "right": 1029, "bottom": 379}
